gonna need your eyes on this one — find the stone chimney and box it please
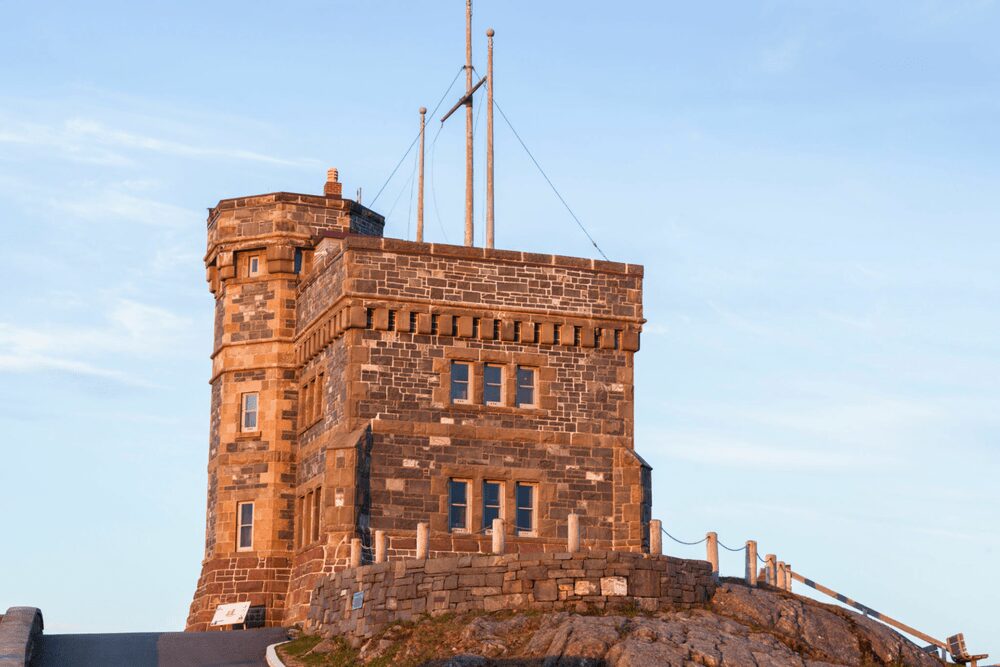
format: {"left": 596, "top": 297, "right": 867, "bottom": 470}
{"left": 324, "top": 167, "right": 342, "bottom": 198}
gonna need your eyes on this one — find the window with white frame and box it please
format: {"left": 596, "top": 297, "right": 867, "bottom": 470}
{"left": 515, "top": 483, "right": 536, "bottom": 535}
{"left": 241, "top": 392, "right": 259, "bottom": 432}
{"left": 237, "top": 501, "right": 254, "bottom": 550}
{"left": 450, "top": 361, "right": 471, "bottom": 403}
{"left": 483, "top": 364, "right": 503, "bottom": 405}
{"left": 482, "top": 480, "right": 503, "bottom": 530}
{"left": 448, "top": 479, "right": 470, "bottom": 531}
{"left": 515, "top": 366, "right": 536, "bottom": 407}
{"left": 248, "top": 255, "right": 260, "bottom": 276}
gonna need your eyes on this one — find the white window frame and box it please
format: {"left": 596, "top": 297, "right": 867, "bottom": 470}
{"left": 450, "top": 361, "right": 471, "bottom": 404}
{"left": 237, "top": 501, "right": 254, "bottom": 551}
{"left": 514, "top": 482, "right": 537, "bottom": 537}
{"left": 515, "top": 366, "right": 537, "bottom": 408}
{"left": 241, "top": 392, "right": 259, "bottom": 432}
{"left": 248, "top": 255, "right": 260, "bottom": 277}
{"left": 482, "top": 479, "right": 505, "bottom": 532}
{"left": 483, "top": 364, "right": 504, "bottom": 406}
{"left": 448, "top": 478, "right": 471, "bottom": 533}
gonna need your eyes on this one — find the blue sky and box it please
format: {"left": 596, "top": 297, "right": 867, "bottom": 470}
{"left": 1, "top": 0, "right": 997, "bottom": 649}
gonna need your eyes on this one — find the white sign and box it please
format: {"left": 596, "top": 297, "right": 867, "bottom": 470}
{"left": 351, "top": 591, "right": 364, "bottom": 610}
{"left": 210, "top": 601, "right": 251, "bottom": 627}
{"left": 600, "top": 576, "right": 628, "bottom": 597}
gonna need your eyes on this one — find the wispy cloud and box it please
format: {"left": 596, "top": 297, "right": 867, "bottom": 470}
{"left": 51, "top": 189, "right": 202, "bottom": 228}
{"left": 0, "top": 299, "right": 193, "bottom": 386}
{"left": 0, "top": 116, "right": 319, "bottom": 168}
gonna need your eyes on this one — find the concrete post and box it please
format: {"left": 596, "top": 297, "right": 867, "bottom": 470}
{"left": 706, "top": 532, "right": 719, "bottom": 580}
{"left": 567, "top": 513, "right": 580, "bottom": 553}
{"left": 416, "top": 522, "right": 429, "bottom": 559}
{"left": 491, "top": 518, "right": 505, "bottom": 554}
{"left": 649, "top": 519, "right": 662, "bottom": 555}
{"left": 350, "top": 538, "right": 362, "bottom": 568}
{"left": 745, "top": 540, "right": 758, "bottom": 587}
{"left": 776, "top": 561, "right": 787, "bottom": 591}
{"left": 766, "top": 554, "right": 777, "bottom": 586}
{"left": 375, "top": 530, "right": 387, "bottom": 564}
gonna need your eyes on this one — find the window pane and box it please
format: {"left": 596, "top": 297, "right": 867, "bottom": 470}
{"left": 516, "top": 508, "right": 532, "bottom": 533}
{"left": 449, "top": 505, "right": 467, "bottom": 530}
{"left": 245, "top": 393, "right": 258, "bottom": 410}
{"left": 449, "top": 480, "right": 467, "bottom": 504}
{"left": 516, "top": 483, "right": 533, "bottom": 510}
{"left": 484, "top": 365, "right": 502, "bottom": 404}
{"left": 484, "top": 365, "right": 501, "bottom": 386}
{"left": 240, "top": 525, "right": 253, "bottom": 548}
{"left": 516, "top": 368, "right": 534, "bottom": 406}
{"left": 484, "top": 505, "right": 500, "bottom": 527}
{"left": 241, "top": 503, "right": 253, "bottom": 525}
{"left": 451, "top": 362, "right": 469, "bottom": 402}
{"left": 483, "top": 481, "right": 500, "bottom": 507}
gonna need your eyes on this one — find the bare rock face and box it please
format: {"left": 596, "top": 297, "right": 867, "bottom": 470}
{"left": 342, "top": 582, "right": 945, "bottom": 666}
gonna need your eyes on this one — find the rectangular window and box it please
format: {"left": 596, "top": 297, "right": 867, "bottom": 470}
{"left": 483, "top": 481, "right": 503, "bottom": 530}
{"left": 248, "top": 255, "right": 260, "bottom": 277}
{"left": 312, "top": 489, "right": 321, "bottom": 542}
{"left": 515, "top": 483, "right": 535, "bottom": 535}
{"left": 574, "top": 326, "right": 582, "bottom": 346}
{"left": 431, "top": 314, "right": 439, "bottom": 335}
{"left": 553, "top": 324, "right": 561, "bottom": 345}
{"left": 595, "top": 328, "right": 603, "bottom": 348}
{"left": 513, "top": 321, "right": 521, "bottom": 342}
{"left": 515, "top": 367, "right": 536, "bottom": 407}
{"left": 293, "top": 248, "right": 303, "bottom": 274}
{"left": 295, "top": 496, "right": 304, "bottom": 549}
{"left": 493, "top": 319, "right": 500, "bottom": 340}
{"left": 614, "top": 329, "right": 622, "bottom": 350}
{"left": 388, "top": 310, "right": 396, "bottom": 331}
{"left": 450, "top": 361, "right": 470, "bottom": 403}
{"left": 448, "top": 479, "right": 469, "bottom": 531}
{"left": 409, "top": 312, "right": 418, "bottom": 332}
{"left": 483, "top": 364, "right": 503, "bottom": 405}
{"left": 241, "top": 392, "right": 259, "bottom": 431}
{"left": 314, "top": 373, "right": 324, "bottom": 422}
{"left": 237, "top": 501, "right": 254, "bottom": 550}
{"left": 366, "top": 308, "right": 374, "bottom": 329}
{"left": 472, "top": 317, "right": 480, "bottom": 338}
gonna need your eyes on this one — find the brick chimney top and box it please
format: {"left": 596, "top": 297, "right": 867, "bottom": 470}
{"left": 324, "top": 167, "right": 343, "bottom": 198}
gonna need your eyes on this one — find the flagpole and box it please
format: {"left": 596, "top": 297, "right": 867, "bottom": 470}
{"left": 417, "top": 106, "right": 426, "bottom": 243}
{"left": 464, "top": 0, "right": 474, "bottom": 247}
{"left": 486, "top": 28, "right": 495, "bottom": 249}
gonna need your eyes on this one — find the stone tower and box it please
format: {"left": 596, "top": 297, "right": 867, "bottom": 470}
{"left": 187, "top": 169, "right": 649, "bottom": 631}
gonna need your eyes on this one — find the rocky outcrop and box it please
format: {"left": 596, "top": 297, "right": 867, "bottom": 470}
{"left": 288, "top": 581, "right": 945, "bottom": 666}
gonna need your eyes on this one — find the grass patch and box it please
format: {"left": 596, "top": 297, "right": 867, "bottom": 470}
{"left": 277, "top": 635, "right": 359, "bottom": 666}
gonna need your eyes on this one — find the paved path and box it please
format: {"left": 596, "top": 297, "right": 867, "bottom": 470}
{"left": 33, "top": 627, "right": 288, "bottom": 666}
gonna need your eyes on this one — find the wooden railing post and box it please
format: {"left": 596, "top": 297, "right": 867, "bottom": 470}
{"left": 491, "top": 518, "right": 505, "bottom": 555}
{"left": 374, "top": 530, "right": 387, "bottom": 563}
{"left": 745, "top": 540, "right": 758, "bottom": 587}
{"left": 649, "top": 519, "right": 662, "bottom": 555}
{"left": 766, "top": 554, "right": 777, "bottom": 586}
{"left": 706, "top": 532, "right": 719, "bottom": 580}
{"left": 416, "top": 522, "right": 429, "bottom": 559}
{"left": 567, "top": 513, "right": 580, "bottom": 553}
{"left": 776, "top": 560, "right": 787, "bottom": 590}
{"left": 350, "top": 538, "right": 362, "bottom": 568}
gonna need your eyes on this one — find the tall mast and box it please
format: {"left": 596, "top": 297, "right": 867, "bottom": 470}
{"left": 464, "top": 0, "right": 474, "bottom": 246}
{"left": 486, "top": 28, "right": 495, "bottom": 249}
{"left": 417, "top": 106, "right": 426, "bottom": 243}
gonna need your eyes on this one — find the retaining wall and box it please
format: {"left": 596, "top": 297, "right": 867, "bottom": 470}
{"left": 306, "top": 550, "right": 715, "bottom": 643}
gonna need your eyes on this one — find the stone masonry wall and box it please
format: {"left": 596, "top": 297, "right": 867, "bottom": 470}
{"left": 307, "top": 551, "right": 715, "bottom": 644}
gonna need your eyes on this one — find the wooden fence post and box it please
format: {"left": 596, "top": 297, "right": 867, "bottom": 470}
{"left": 350, "top": 538, "right": 362, "bottom": 568}
{"left": 746, "top": 540, "right": 758, "bottom": 587}
{"left": 776, "top": 561, "right": 787, "bottom": 591}
{"left": 766, "top": 554, "right": 777, "bottom": 586}
{"left": 650, "top": 519, "right": 662, "bottom": 555}
{"left": 492, "top": 518, "right": 505, "bottom": 555}
{"left": 706, "top": 532, "right": 719, "bottom": 580}
{"left": 416, "top": 522, "right": 429, "bottom": 559}
{"left": 567, "top": 513, "right": 580, "bottom": 553}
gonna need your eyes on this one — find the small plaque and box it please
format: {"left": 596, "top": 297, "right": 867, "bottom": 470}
{"left": 351, "top": 591, "right": 364, "bottom": 610}
{"left": 210, "top": 601, "right": 251, "bottom": 627}
{"left": 600, "top": 576, "right": 628, "bottom": 597}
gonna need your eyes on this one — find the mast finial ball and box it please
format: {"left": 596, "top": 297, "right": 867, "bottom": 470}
{"left": 419, "top": 107, "right": 427, "bottom": 114}
{"left": 486, "top": 27, "right": 495, "bottom": 37}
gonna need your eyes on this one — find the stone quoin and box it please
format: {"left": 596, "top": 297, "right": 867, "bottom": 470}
{"left": 186, "top": 168, "right": 651, "bottom": 631}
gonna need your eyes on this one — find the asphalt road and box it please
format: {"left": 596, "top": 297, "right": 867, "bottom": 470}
{"left": 33, "top": 627, "right": 288, "bottom": 666}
